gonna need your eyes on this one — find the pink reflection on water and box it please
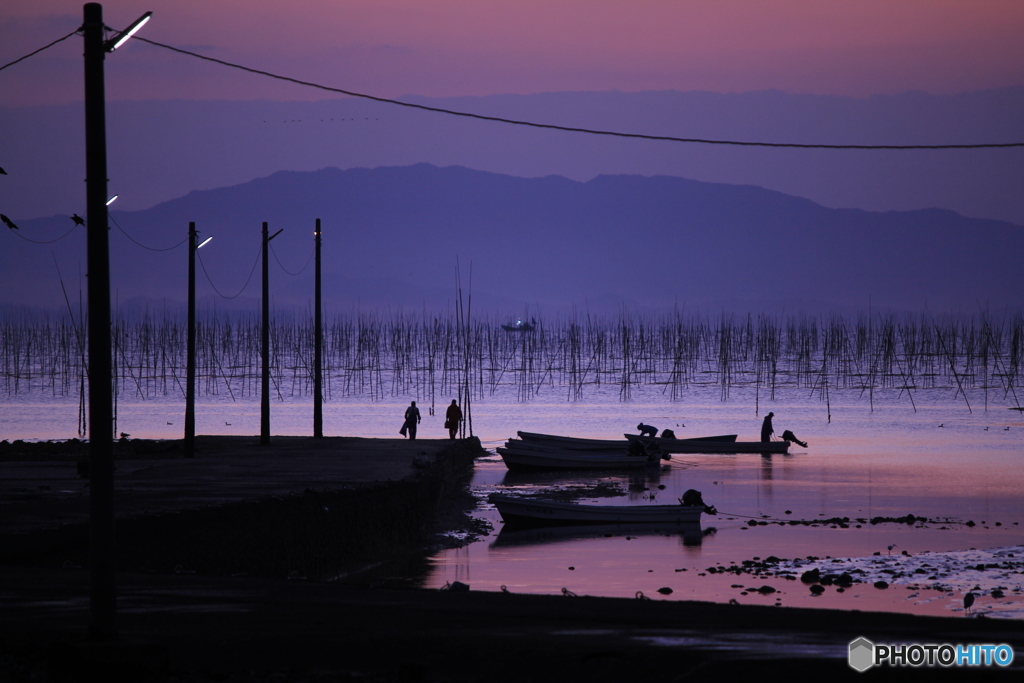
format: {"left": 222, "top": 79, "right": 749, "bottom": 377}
{"left": 426, "top": 395, "right": 1024, "bottom": 618}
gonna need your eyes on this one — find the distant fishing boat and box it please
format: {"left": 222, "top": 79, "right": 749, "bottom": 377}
{"left": 501, "top": 318, "right": 536, "bottom": 332}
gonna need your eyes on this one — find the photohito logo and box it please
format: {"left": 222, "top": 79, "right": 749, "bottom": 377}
{"left": 848, "top": 637, "right": 1014, "bottom": 671}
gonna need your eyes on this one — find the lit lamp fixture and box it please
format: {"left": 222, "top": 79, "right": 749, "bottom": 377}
{"left": 106, "top": 194, "right": 118, "bottom": 206}
{"left": 104, "top": 11, "right": 153, "bottom": 52}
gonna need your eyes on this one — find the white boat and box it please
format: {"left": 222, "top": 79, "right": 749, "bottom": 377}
{"left": 516, "top": 431, "right": 738, "bottom": 451}
{"left": 489, "top": 492, "right": 714, "bottom": 526}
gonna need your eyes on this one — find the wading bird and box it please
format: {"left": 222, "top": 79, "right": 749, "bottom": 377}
{"left": 964, "top": 592, "right": 976, "bottom": 614}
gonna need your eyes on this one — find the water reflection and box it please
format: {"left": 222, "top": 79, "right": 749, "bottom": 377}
{"left": 491, "top": 522, "right": 713, "bottom": 549}
{"left": 497, "top": 466, "right": 670, "bottom": 499}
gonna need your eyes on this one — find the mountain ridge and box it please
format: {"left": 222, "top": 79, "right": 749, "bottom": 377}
{"left": 2, "top": 164, "right": 1021, "bottom": 315}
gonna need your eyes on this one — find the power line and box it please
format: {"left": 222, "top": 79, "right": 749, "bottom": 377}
{"left": 5, "top": 221, "right": 81, "bottom": 244}
{"left": 135, "top": 35, "right": 1024, "bottom": 151}
{"left": 197, "top": 244, "right": 261, "bottom": 300}
{"left": 270, "top": 241, "right": 314, "bottom": 276}
{"left": 109, "top": 214, "right": 188, "bottom": 251}
{"left": 0, "top": 29, "right": 80, "bottom": 72}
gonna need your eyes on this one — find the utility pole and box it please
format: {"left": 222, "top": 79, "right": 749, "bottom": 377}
{"left": 83, "top": 1, "right": 116, "bottom": 639}
{"left": 313, "top": 219, "right": 323, "bottom": 438}
{"left": 185, "top": 221, "right": 197, "bottom": 457}
{"left": 261, "top": 222, "right": 282, "bottom": 444}
{"left": 261, "top": 222, "right": 271, "bottom": 444}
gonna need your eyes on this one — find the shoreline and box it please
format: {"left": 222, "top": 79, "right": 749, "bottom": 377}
{"left": 3, "top": 436, "right": 1023, "bottom": 680}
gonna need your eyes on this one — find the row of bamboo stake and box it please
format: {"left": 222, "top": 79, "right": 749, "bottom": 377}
{"left": 2, "top": 310, "right": 1021, "bottom": 415}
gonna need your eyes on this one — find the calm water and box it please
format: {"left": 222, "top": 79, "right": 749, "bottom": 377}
{"left": 3, "top": 384, "right": 1023, "bottom": 618}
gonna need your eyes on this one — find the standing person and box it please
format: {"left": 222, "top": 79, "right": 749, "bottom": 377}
{"left": 761, "top": 412, "right": 775, "bottom": 443}
{"left": 445, "top": 399, "right": 463, "bottom": 440}
{"left": 401, "top": 401, "right": 421, "bottom": 440}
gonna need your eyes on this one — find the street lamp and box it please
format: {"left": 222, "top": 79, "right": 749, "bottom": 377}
{"left": 104, "top": 11, "right": 152, "bottom": 52}
{"left": 82, "top": 2, "right": 152, "bottom": 640}
{"left": 185, "top": 222, "right": 211, "bottom": 459}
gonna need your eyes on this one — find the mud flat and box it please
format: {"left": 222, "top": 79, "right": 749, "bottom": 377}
{"left": 2, "top": 436, "right": 1022, "bottom": 681}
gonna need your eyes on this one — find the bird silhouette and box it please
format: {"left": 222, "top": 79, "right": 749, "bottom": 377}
{"left": 225, "top": 421, "right": 232, "bottom": 426}
{"left": 887, "top": 544, "right": 897, "bottom": 555}
{"left": 166, "top": 421, "right": 173, "bottom": 425}
{"left": 119, "top": 431, "right": 130, "bottom": 438}
{"left": 1, "top": 214, "right": 18, "bottom": 230}
{"left": 938, "top": 423, "right": 944, "bottom": 428}
{"left": 1005, "top": 426, "right": 1011, "bottom": 431}
{"left": 964, "top": 592, "right": 976, "bottom": 614}
{"left": 71, "top": 214, "right": 85, "bottom": 226}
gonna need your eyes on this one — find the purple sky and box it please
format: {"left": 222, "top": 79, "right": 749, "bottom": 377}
{"left": 2, "top": 3, "right": 1024, "bottom": 313}
{"left": 4, "top": 1, "right": 1024, "bottom": 106}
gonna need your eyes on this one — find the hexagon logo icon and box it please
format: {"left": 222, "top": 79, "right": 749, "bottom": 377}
{"left": 849, "top": 637, "right": 875, "bottom": 672}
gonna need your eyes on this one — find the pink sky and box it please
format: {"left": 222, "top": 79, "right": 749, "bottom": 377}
{"left": 4, "top": 0, "right": 1024, "bottom": 105}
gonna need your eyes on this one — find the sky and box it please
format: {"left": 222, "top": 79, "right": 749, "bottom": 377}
{"left": 3, "top": 1, "right": 1024, "bottom": 314}
{"left": 4, "top": 1, "right": 1024, "bottom": 106}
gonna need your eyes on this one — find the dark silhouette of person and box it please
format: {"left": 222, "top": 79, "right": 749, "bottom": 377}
{"left": 636, "top": 423, "right": 658, "bottom": 437}
{"left": 781, "top": 429, "right": 808, "bottom": 448}
{"left": 761, "top": 412, "right": 775, "bottom": 443}
{"left": 445, "top": 399, "right": 463, "bottom": 440}
{"left": 401, "top": 401, "right": 421, "bottom": 440}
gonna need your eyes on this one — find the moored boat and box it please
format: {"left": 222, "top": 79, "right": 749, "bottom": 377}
{"left": 517, "top": 431, "right": 737, "bottom": 451}
{"left": 489, "top": 492, "right": 715, "bottom": 526}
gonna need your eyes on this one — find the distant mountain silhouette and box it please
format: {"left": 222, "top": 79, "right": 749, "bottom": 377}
{"left": 3, "top": 164, "right": 1022, "bottom": 315}
{"left": 2, "top": 88, "right": 1023, "bottom": 225}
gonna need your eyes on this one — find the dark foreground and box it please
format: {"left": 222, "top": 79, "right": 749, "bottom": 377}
{"left": 3, "top": 566, "right": 1023, "bottom": 682}
{"left": 2, "top": 436, "right": 1022, "bottom": 681}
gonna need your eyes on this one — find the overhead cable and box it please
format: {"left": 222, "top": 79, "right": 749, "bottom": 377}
{"left": 270, "top": 241, "right": 314, "bottom": 276}
{"left": 0, "top": 29, "right": 80, "bottom": 72}
{"left": 109, "top": 214, "right": 188, "bottom": 251}
{"left": 4, "top": 221, "right": 81, "bottom": 244}
{"left": 134, "top": 36, "right": 1024, "bottom": 151}
{"left": 197, "top": 244, "right": 261, "bottom": 300}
